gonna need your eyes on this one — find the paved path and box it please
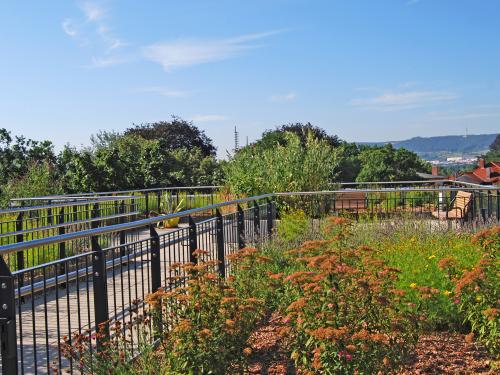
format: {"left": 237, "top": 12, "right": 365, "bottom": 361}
{"left": 10, "top": 219, "right": 252, "bottom": 374}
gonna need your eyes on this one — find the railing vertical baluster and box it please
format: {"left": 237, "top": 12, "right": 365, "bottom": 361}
{"left": 119, "top": 201, "right": 126, "bottom": 259}
{"left": 487, "top": 191, "right": 492, "bottom": 220}
{"left": 91, "top": 203, "right": 109, "bottom": 351}
{"left": 47, "top": 200, "right": 52, "bottom": 225}
{"left": 0, "top": 257, "right": 17, "bottom": 375}
{"left": 15, "top": 213, "right": 24, "bottom": 276}
{"left": 479, "top": 192, "right": 486, "bottom": 222}
{"left": 188, "top": 216, "right": 197, "bottom": 264}
{"left": 145, "top": 192, "right": 149, "bottom": 214}
{"left": 58, "top": 208, "right": 66, "bottom": 277}
{"left": 157, "top": 191, "right": 161, "bottom": 213}
{"left": 267, "top": 199, "right": 273, "bottom": 237}
{"left": 215, "top": 209, "right": 225, "bottom": 278}
{"left": 253, "top": 201, "right": 260, "bottom": 242}
{"left": 237, "top": 205, "right": 245, "bottom": 249}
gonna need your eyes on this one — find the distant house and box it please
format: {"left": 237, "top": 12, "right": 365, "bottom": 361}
{"left": 417, "top": 165, "right": 446, "bottom": 180}
{"left": 454, "top": 159, "right": 500, "bottom": 185}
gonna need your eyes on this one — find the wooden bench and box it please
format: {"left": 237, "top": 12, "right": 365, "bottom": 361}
{"left": 334, "top": 191, "right": 367, "bottom": 211}
{"left": 432, "top": 191, "right": 473, "bottom": 220}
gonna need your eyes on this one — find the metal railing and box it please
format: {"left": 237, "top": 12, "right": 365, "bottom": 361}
{"left": 1, "top": 187, "right": 222, "bottom": 245}
{"left": 0, "top": 186, "right": 499, "bottom": 374}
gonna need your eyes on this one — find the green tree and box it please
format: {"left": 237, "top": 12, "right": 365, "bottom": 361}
{"left": 0, "top": 128, "right": 56, "bottom": 185}
{"left": 125, "top": 116, "right": 216, "bottom": 157}
{"left": 250, "top": 122, "right": 341, "bottom": 151}
{"left": 484, "top": 134, "right": 500, "bottom": 162}
{"left": 356, "top": 144, "right": 430, "bottom": 182}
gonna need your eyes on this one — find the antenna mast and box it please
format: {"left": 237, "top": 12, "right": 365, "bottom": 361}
{"left": 233, "top": 126, "right": 239, "bottom": 153}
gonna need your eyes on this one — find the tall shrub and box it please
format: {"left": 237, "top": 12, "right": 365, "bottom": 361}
{"left": 224, "top": 132, "right": 340, "bottom": 196}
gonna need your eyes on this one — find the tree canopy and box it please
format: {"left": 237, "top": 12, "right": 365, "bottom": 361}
{"left": 355, "top": 144, "right": 430, "bottom": 182}
{"left": 251, "top": 122, "right": 341, "bottom": 151}
{"left": 125, "top": 116, "right": 216, "bottom": 157}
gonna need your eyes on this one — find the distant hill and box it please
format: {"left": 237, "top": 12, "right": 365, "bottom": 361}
{"left": 359, "top": 133, "right": 498, "bottom": 161}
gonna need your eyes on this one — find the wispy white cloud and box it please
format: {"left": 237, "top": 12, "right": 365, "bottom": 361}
{"left": 143, "top": 30, "right": 284, "bottom": 71}
{"left": 191, "top": 114, "right": 227, "bottom": 122}
{"left": 351, "top": 90, "right": 458, "bottom": 111}
{"left": 88, "top": 56, "right": 128, "bottom": 68}
{"left": 96, "top": 24, "right": 126, "bottom": 51}
{"left": 62, "top": 18, "right": 78, "bottom": 37}
{"left": 136, "top": 86, "right": 191, "bottom": 98}
{"left": 426, "top": 111, "right": 500, "bottom": 121}
{"left": 63, "top": 2, "right": 126, "bottom": 67}
{"left": 269, "top": 91, "right": 297, "bottom": 102}
{"left": 80, "top": 2, "right": 106, "bottom": 21}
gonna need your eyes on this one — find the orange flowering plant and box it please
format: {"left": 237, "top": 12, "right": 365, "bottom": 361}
{"left": 147, "top": 250, "right": 265, "bottom": 374}
{"left": 280, "top": 217, "right": 418, "bottom": 374}
{"left": 454, "top": 226, "right": 499, "bottom": 353}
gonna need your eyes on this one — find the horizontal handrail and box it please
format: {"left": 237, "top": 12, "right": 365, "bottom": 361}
{"left": 0, "top": 194, "right": 273, "bottom": 255}
{"left": 9, "top": 185, "right": 222, "bottom": 203}
{"left": 0, "top": 211, "right": 140, "bottom": 239}
{"left": 2, "top": 186, "right": 499, "bottom": 255}
{"left": 0, "top": 195, "right": 136, "bottom": 215}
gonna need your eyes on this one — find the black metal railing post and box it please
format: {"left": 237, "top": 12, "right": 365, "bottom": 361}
{"left": 145, "top": 192, "right": 149, "bottom": 214}
{"left": 188, "top": 216, "right": 198, "bottom": 264}
{"left": 497, "top": 190, "right": 500, "bottom": 221}
{"left": 58, "top": 208, "right": 66, "bottom": 277}
{"left": 253, "top": 201, "right": 260, "bottom": 242}
{"left": 215, "top": 209, "right": 225, "bottom": 278}
{"left": 237, "top": 205, "right": 245, "bottom": 249}
{"left": 267, "top": 199, "right": 273, "bottom": 238}
{"left": 0, "top": 257, "right": 17, "bottom": 375}
{"left": 91, "top": 207, "right": 109, "bottom": 351}
{"left": 150, "top": 225, "right": 161, "bottom": 292}
{"left": 119, "top": 201, "right": 126, "bottom": 259}
{"left": 487, "top": 191, "right": 492, "bottom": 219}
{"left": 149, "top": 224, "right": 163, "bottom": 337}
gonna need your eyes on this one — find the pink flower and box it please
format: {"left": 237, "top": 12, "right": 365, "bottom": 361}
{"left": 338, "top": 350, "right": 353, "bottom": 361}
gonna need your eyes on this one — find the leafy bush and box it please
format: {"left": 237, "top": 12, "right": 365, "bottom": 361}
{"left": 1, "top": 160, "right": 62, "bottom": 207}
{"left": 224, "top": 132, "right": 340, "bottom": 196}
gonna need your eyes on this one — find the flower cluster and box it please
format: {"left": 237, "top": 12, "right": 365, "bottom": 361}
{"left": 279, "top": 217, "right": 417, "bottom": 373}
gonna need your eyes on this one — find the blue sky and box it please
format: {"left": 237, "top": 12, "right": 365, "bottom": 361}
{"left": 1, "top": 0, "right": 499, "bottom": 157}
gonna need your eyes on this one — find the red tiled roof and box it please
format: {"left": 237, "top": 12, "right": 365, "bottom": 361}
{"left": 456, "top": 160, "right": 500, "bottom": 184}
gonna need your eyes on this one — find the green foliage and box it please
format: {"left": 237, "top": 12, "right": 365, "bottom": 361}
{"left": 125, "top": 116, "right": 217, "bottom": 157}
{"left": 277, "top": 209, "right": 310, "bottom": 242}
{"left": 251, "top": 122, "right": 341, "bottom": 151}
{"left": 352, "top": 223, "right": 481, "bottom": 330}
{"left": 224, "top": 132, "right": 340, "bottom": 196}
{"left": 1, "top": 160, "right": 62, "bottom": 207}
{"left": 356, "top": 144, "right": 430, "bottom": 182}
{"left": 58, "top": 131, "right": 222, "bottom": 193}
